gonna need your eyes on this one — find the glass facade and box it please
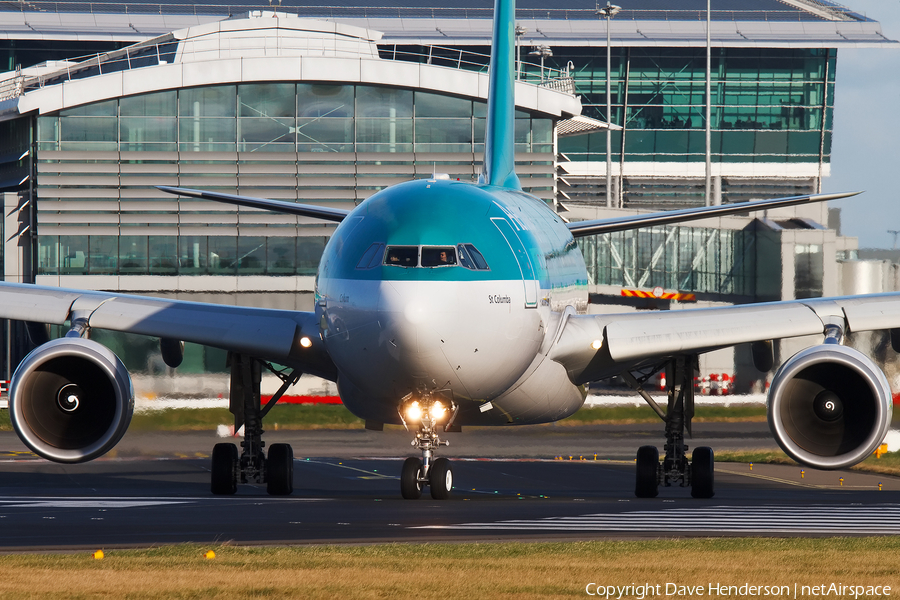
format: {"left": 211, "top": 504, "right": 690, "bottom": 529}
{"left": 578, "top": 225, "right": 757, "bottom": 297}
{"left": 794, "top": 243, "right": 824, "bottom": 299}
{"left": 0, "top": 40, "right": 123, "bottom": 74}
{"left": 24, "top": 45, "right": 830, "bottom": 289}
{"left": 38, "top": 234, "right": 326, "bottom": 277}
{"left": 389, "top": 45, "right": 834, "bottom": 165}
{"left": 33, "top": 83, "right": 553, "bottom": 277}
{"left": 556, "top": 47, "right": 835, "bottom": 164}
{"left": 36, "top": 83, "right": 552, "bottom": 154}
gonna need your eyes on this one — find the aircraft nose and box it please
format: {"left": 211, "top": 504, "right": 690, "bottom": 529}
{"left": 325, "top": 278, "right": 541, "bottom": 403}
{"left": 378, "top": 281, "right": 451, "bottom": 360}
{"left": 400, "top": 294, "right": 430, "bottom": 326}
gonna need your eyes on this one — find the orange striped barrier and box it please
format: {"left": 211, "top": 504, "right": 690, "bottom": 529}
{"left": 620, "top": 287, "right": 696, "bottom": 302}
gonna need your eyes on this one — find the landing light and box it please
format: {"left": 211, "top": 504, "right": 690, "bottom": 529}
{"left": 406, "top": 401, "right": 423, "bottom": 422}
{"left": 299, "top": 336, "right": 313, "bottom": 348}
{"left": 591, "top": 339, "right": 603, "bottom": 350}
{"left": 430, "top": 401, "right": 446, "bottom": 419}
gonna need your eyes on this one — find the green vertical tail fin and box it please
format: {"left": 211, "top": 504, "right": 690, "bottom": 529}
{"left": 478, "top": 0, "right": 521, "bottom": 190}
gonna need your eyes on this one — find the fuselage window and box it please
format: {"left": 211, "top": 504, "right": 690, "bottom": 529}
{"left": 356, "top": 242, "right": 385, "bottom": 269}
{"left": 384, "top": 246, "right": 419, "bottom": 267}
{"left": 457, "top": 243, "right": 490, "bottom": 271}
{"left": 421, "top": 247, "right": 457, "bottom": 267}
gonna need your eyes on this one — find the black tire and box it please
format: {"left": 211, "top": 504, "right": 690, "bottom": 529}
{"left": 691, "top": 446, "right": 715, "bottom": 499}
{"left": 401, "top": 457, "right": 423, "bottom": 499}
{"left": 429, "top": 457, "right": 453, "bottom": 500}
{"left": 211, "top": 443, "right": 238, "bottom": 495}
{"left": 635, "top": 445, "right": 659, "bottom": 498}
{"left": 266, "top": 443, "right": 294, "bottom": 496}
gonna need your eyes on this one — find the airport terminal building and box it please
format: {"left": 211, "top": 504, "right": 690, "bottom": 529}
{"left": 0, "top": 0, "right": 894, "bottom": 383}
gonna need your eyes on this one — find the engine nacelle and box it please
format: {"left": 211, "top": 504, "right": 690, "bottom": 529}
{"left": 767, "top": 344, "right": 892, "bottom": 470}
{"left": 9, "top": 337, "right": 134, "bottom": 463}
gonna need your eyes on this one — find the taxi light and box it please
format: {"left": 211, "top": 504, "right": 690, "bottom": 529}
{"left": 406, "top": 401, "right": 422, "bottom": 422}
{"left": 430, "top": 401, "right": 446, "bottom": 419}
{"left": 299, "top": 336, "right": 313, "bottom": 348}
{"left": 591, "top": 339, "right": 603, "bottom": 350}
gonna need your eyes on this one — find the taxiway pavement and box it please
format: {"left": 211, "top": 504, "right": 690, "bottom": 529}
{"left": 0, "top": 423, "right": 897, "bottom": 550}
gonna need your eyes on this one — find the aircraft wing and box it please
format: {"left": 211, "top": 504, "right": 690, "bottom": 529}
{"left": 566, "top": 191, "right": 858, "bottom": 237}
{"left": 157, "top": 186, "right": 350, "bottom": 223}
{"left": 548, "top": 293, "right": 900, "bottom": 385}
{"left": 0, "top": 282, "right": 336, "bottom": 380}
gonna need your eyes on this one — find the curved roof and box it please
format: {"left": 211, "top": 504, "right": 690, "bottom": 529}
{"left": 0, "top": 0, "right": 874, "bottom": 22}
{"left": 11, "top": 15, "right": 582, "bottom": 119}
{"left": 0, "top": 0, "right": 892, "bottom": 48}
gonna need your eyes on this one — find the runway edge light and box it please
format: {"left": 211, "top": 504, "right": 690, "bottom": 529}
{"left": 205, "top": 550, "right": 216, "bottom": 559}
{"left": 92, "top": 550, "right": 104, "bottom": 560}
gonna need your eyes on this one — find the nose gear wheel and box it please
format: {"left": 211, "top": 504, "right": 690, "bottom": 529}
{"left": 398, "top": 395, "right": 456, "bottom": 500}
{"left": 401, "top": 457, "right": 423, "bottom": 499}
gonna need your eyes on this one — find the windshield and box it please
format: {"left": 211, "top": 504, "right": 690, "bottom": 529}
{"left": 384, "top": 246, "right": 418, "bottom": 267}
{"left": 421, "top": 247, "right": 457, "bottom": 267}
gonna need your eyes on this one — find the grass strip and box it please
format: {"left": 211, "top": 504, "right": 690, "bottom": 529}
{"left": 129, "top": 404, "right": 367, "bottom": 431}
{"left": 0, "top": 539, "right": 898, "bottom": 599}
{"left": 0, "top": 404, "right": 369, "bottom": 432}
{"left": 561, "top": 404, "right": 768, "bottom": 424}
{"left": 716, "top": 448, "right": 900, "bottom": 477}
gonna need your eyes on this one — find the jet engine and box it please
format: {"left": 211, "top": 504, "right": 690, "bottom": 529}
{"left": 767, "top": 344, "right": 892, "bottom": 470}
{"left": 9, "top": 337, "right": 134, "bottom": 463}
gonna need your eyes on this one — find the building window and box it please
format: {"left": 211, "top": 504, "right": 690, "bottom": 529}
{"left": 42, "top": 83, "right": 550, "bottom": 156}
{"left": 579, "top": 225, "right": 756, "bottom": 297}
{"left": 556, "top": 46, "right": 833, "bottom": 164}
{"left": 794, "top": 243, "right": 823, "bottom": 299}
{"left": 35, "top": 83, "right": 554, "bottom": 278}
{"left": 37, "top": 235, "right": 329, "bottom": 277}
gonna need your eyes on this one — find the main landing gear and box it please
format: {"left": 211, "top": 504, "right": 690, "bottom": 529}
{"left": 210, "top": 353, "right": 301, "bottom": 496}
{"left": 626, "top": 356, "right": 715, "bottom": 499}
{"left": 399, "top": 395, "right": 457, "bottom": 500}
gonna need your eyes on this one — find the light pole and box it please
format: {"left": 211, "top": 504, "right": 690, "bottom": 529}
{"left": 529, "top": 45, "right": 553, "bottom": 82}
{"left": 705, "top": 0, "right": 713, "bottom": 206}
{"left": 597, "top": 1, "right": 621, "bottom": 208}
{"left": 889, "top": 230, "right": 900, "bottom": 250}
{"left": 515, "top": 25, "right": 527, "bottom": 80}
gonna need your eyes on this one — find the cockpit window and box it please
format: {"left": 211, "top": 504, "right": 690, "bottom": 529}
{"left": 356, "top": 243, "right": 385, "bottom": 269}
{"left": 457, "top": 244, "right": 490, "bottom": 270}
{"left": 421, "top": 247, "right": 457, "bottom": 267}
{"left": 380, "top": 244, "right": 488, "bottom": 270}
{"left": 384, "top": 246, "right": 419, "bottom": 267}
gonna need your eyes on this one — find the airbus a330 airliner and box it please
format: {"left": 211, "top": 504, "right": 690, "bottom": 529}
{"left": 0, "top": 0, "right": 895, "bottom": 500}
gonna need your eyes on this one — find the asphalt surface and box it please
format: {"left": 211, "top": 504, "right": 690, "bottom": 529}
{"left": 109, "top": 420, "right": 782, "bottom": 460}
{"left": 0, "top": 423, "right": 898, "bottom": 550}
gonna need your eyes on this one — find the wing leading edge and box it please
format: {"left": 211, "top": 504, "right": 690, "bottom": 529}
{"left": 0, "top": 282, "right": 336, "bottom": 381}
{"left": 157, "top": 186, "right": 350, "bottom": 223}
{"left": 566, "top": 191, "right": 860, "bottom": 237}
{"left": 158, "top": 185, "right": 858, "bottom": 240}
{"left": 548, "top": 293, "right": 900, "bottom": 385}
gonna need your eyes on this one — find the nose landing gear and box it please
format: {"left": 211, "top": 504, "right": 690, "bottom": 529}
{"left": 399, "top": 395, "right": 456, "bottom": 500}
